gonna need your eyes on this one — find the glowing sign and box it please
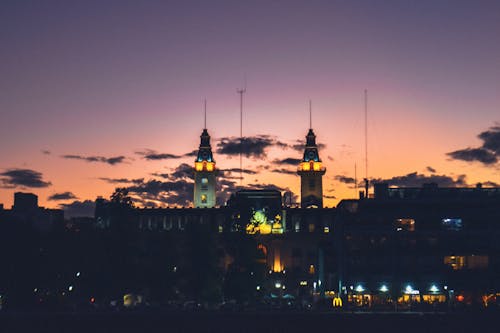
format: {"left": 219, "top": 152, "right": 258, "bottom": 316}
{"left": 332, "top": 297, "right": 343, "bottom": 307}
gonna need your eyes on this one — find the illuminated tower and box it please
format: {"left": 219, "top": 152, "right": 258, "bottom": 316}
{"left": 193, "top": 127, "right": 216, "bottom": 208}
{"left": 297, "top": 128, "right": 326, "bottom": 208}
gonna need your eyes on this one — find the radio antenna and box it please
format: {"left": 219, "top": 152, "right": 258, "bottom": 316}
{"left": 237, "top": 80, "right": 246, "bottom": 187}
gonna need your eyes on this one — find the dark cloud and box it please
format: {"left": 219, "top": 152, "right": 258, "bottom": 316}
{"left": 447, "top": 125, "right": 500, "bottom": 165}
{"left": 271, "top": 168, "right": 296, "bottom": 175}
{"left": 136, "top": 149, "right": 199, "bottom": 160}
{"left": 372, "top": 172, "right": 467, "bottom": 187}
{"left": 478, "top": 126, "right": 500, "bottom": 154}
{"left": 481, "top": 181, "right": 499, "bottom": 187}
{"left": 323, "top": 194, "right": 336, "bottom": 199}
{"left": 291, "top": 140, "right": 326, "bottom": 152}
{"left": 220, "top": 168, "right": 258, "bottom": 180}
{"left": 135, "top": 149, "right": 182, "bottom": 160}
{"left": 273, "top": 158, "right": 301, "bottom": 166}
{"left": 60, "top": 200, "right": 96, "bottom": 218}
{"left": 62, "top": 154, "right": 126, "bottom": 165}
{"left": 98, "top": 177, "right": 145, "bottom": 184}
{"left": 170, "top": 163, "right": 193, "bottom": 180}
{"left": 123, "top": 179, "right": 194, "bottom": 207}
{"left": 447, "top": 148, "right": 497, "bottom": 165}
{"left": 426, "top": 166, "right": 436, "bottom": 173}
{"left": 150, "top": 172, "right": 169, "bottom": 179}
{"left": 184, "top": 150, "right": 198, "bottom": 157}
{"left": 48, "top": 192, "right": 78, "bottom": 201}
{"left": 334, "top": 175, "right": 356, "bottom": 184}
{"left": 41, "top": 150, "right": 51, "bottom": 155}
{"left": 246, "top": 183, "right": 288, "bottom": 192}
{"left": 216, "top": 135, "right": 287, "bottom": 158}
{"left": 0, "top": 168, "right": 52, "bottom": 188}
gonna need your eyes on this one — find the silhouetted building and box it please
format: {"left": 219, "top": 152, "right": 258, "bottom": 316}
{"left": 0, "top": 192, "right": 64, "bottom": 232}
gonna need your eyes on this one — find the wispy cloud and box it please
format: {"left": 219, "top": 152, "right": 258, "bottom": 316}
{"left": 62, "top": 154, "right": 126, "bottom": 165}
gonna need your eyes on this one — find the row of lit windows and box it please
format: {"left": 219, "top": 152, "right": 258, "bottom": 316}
{"left": 394, "top": 218, "right": 463, "bottom": 232}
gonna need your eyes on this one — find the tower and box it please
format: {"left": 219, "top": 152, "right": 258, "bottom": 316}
{"left": 297, "top": 128, "right": 326, "bottom": 208}
{"left": 193, "top": 127, "right": 216, "bottom": 208}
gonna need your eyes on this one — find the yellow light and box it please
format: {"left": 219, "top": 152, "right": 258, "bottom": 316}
{"left": 300, "top": 162, "right": 310, "bottom": 171}
{"left": 332, "top": 297, "right": 343, "bottom": 307}
{"left": 195, "top": 162, "right": 203, "bottom": 171}
{"left": 313, "top": 162, "right": 322, "bottom": 171}
{"left": 300, "top": 281, "right": 308, "bottom": 286}
{"left": 206, "top": 162, "right": 215, "bottom": 171}
{"left": 324, "top": 226, "right": 330, "bottom": 233}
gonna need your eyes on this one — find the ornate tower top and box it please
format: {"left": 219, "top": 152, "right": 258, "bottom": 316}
{"left": 195, "top": 128, "right": 215, "bottom": 171}
{"left": 299, "top": 128, "right": 325, "bottom": 172}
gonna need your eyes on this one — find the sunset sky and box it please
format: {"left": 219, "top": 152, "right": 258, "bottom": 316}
{"left": 1, "top": 1, "right": 499, "bottom": 216}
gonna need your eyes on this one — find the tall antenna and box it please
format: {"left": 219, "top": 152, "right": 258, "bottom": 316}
{"left": 237, "top": 82, "right": 246, "bottom": 187}
{"left": 354, "top": 162, "right": 358, "bottom": 197}
{"left": 203, "top": 99, "right": 207, "bottom": 129}
{"left": 364, "top": 89, "right": 369, "bottom": 197}
{"left": 309, "top": 100, "right": 312, "bottom": 129}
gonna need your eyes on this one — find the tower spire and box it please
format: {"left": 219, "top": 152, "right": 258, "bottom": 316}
{"left": 203, "top": 99, "right": 207, "bottom": 129}
{"left": 309, "top": 100, "right": 312, "bottom": 129}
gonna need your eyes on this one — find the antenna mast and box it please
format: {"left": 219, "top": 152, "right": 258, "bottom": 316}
{"left": 309, "top": 100, "right": 312, "bottom": 128}
{"left": 237, "top": 82, "right": 246, "bottom": 187}
{"left": 354, "top": 162, "right": 358, "bottom": 197}
{"left": 364, "top": 89, "right": 369, "bottom": 197}
{"left": 203, "top": 99, "right": 207, "bottom": 129}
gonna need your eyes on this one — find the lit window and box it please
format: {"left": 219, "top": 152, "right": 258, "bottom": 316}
{"left": 201, "top": 194, "right": 207, "bottom": 203}
{"left": 442, "top": 218, "right": 463, "bottom": 231}
{"left": 313, "top": 162, "right": 322, "bottom": 171}
{"left": 323, "top": 226, "right": 330, "bottom": 233}
{"left": 394, "top": 218, "right": 415, "bottom": 231}
{"left": 308, "top": 223, "right": 315, "bottom": 233}
{"left": 201, "top": 178, "right": 208, "bottom": 184}
{"left": 444, "top": 256, "right": 465, "bottom": 270}
{"left": 309, "top": 264, "right": 315, "bottom": 275}
{"left": 206, "top": 162, "right": 214, "bottom": 171}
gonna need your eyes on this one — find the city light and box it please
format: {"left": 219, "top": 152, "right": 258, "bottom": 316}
{"left": 68, "top": 286, "right": 73, "bottom": 292}
{"left": 355, "top": 284, "right": 365, "bottom": 293}
{"left": 256, "top": 286, "right": 260, "bottom": 291}
{"left": 275, "top": 282, "right": 282, "bottom": 289}
{"left": 429, "top": 284, "right": 439, "bottom": 293}
{"left": 379, "top": 284, "right": 389, "bottom": 292}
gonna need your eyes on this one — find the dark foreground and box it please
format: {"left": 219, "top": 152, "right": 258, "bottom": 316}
{"left": 1, "top": 311, "right": 499, "bottom": 333}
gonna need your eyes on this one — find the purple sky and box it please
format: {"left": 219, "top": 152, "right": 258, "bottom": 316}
{"left": 1, "top": 0, "right": 499, "bottom": 212}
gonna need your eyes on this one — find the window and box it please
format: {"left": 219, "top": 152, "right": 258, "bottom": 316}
{"left": 201, "top": 194, "right": 207, "bottom": 204}
{"left": 444, "top": 256, "right": 464, "bottom": 270}
{"left": 309, "top": 264, "right": 315, "bottom": 275}
{"left": 443, "top": 255, "right": 488, "bottom": 270}
{"left": 308, "top": 223, "right": 315, "bottom": 233}
{"left": 201, "top": 177, "right": 208, "bottom": 191}
{"left": 442, "top": 218, "right": 463, "bottom": 231}
{"left": 394, "top": 218, "right": 415, "bottom": 232}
